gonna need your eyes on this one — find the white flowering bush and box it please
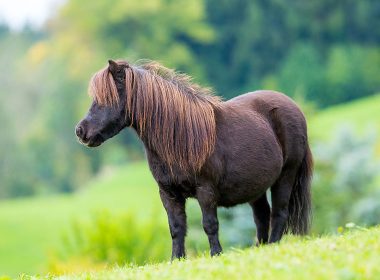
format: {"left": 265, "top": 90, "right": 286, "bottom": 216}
{"left": 312, "top": 127, "right": 380, "bottom": 232}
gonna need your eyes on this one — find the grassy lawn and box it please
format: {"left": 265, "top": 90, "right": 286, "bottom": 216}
{"left": 309, "top": 93, "right": 380, "bottom": 143}
{"left": 0, "top": 162, "right": 166, "bottom": 277}
{"left": 21, "top": 226, "right": 380, "bottom": 280}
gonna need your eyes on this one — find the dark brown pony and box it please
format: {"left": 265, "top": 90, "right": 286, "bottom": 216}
{"left": 76, "top": 59, "right": 313, "bottom": 259}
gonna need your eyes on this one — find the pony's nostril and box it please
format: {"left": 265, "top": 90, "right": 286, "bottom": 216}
{"left": 76, "top": 125, "right": 84, "bottom": 139}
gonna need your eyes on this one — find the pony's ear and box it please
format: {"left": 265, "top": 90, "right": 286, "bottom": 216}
{"left": 108, "top": 59, "right": 119, "bottom": 73}
{"left": 108, "top": 59, "right": 129, "bottom": 73}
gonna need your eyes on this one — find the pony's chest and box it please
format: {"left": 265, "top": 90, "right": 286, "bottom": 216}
{"left": 172, "top": 180, "right": 197, "bottom": 198}
{"left": 156, "top": 176, "right": 197, "bottom": 199}
{"left": 147, "top": 157, "right": 197, "bottom": 198}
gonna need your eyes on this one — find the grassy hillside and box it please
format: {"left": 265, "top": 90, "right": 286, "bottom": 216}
{"left": 309, "top": 93, "right": 380, "bottom": 142}
{"left": 23, "top": 226, "right": 380, "bottom": 280}
{"left": 0, "top": 162, "right": 166, "bottom": 277}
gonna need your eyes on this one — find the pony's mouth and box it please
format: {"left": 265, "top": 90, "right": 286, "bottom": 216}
{"left": 77, "top": 134, "right": 104, "bottom": 148}
{"left": 86, "top": 139, "right": 103, "bottom": 147}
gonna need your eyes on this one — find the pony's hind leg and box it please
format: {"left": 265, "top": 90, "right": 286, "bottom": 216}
{"left": 269, "top": 167, "right": 297, "bottom": 243}
{"left": 249, "top": 193, "right": 271, "bottom": 245}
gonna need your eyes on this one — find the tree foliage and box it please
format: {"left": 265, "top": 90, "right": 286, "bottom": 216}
{"left": 0, "top": 0, "right": 379, "bottom": 198}
{"left": 197, "top": 0, "right": 380, "bottom": 101}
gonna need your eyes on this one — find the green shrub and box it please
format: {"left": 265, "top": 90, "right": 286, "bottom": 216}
{"left": 52, "top": 210, "right": 171, "bottom": 273}
{"left": 312, "top": 127, "right": 380, "bottom": 232}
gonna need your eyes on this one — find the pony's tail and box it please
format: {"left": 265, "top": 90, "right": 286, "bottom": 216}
{"left": 287, "top": 143, "right": 313, "bottom": 235}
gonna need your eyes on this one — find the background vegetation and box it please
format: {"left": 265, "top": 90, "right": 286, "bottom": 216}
{"left": 0, "top": 0, "right": 379, "bottom": 277}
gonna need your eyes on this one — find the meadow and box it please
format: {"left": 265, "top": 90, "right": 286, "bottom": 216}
{"left": 0, "top": 163, "right": 166, "bottom": 276}
{"left": 0, "top": 94, "right": 379, "bottom": 277}
{"left": 23, "top": 226, "right": 380, "bottom": 280}
{"left": 309, "top": 94, "right": 380, "bottom": 143}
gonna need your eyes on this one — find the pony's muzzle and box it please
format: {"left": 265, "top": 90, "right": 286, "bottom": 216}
{"left": 75, "top": 121, "right": 90, "bottom": 144}
{"left": 75, "top": 120, "right": 104, "bottom": 147}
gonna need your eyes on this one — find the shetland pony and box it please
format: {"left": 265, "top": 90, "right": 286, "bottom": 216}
{"left": 76, "top": 60, "right": 313, "bottom": 259}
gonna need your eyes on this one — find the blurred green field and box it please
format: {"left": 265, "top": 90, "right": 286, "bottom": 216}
{"left": 0, "top": 162, "right": 166, "bottom": 277}
{"left": 309, "top": 93, "right": 380, "bottom": 143}
{"left": 1, "top": 94, "right": 379, "bottom": 277}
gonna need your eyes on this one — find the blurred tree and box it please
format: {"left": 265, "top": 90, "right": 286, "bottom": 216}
{"left": 195, "top": 0, "right": 380, "bottom": 102}
{"left": 197, "top": 0, "right": 291, "bottom": 97}
{"left": 276, "top": 43, "right": 325, "bottom": 103}
{"left": 1, "top": 0, "right": 380, "bottom": 198}
{"left": 324, "top": 45, "right": 380, "bottom": 106}
{"left": 0, "top": 28, "right": 46, "bottom": 198}
{"left": 47, "top": 0, "right": 214, "bottom": 81}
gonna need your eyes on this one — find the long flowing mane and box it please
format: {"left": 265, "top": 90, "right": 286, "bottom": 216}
{"left": 89, "top": 60, "right": 222, "bottom": 173}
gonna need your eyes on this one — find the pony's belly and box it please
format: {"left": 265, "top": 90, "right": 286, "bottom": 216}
{"left": 216, "top": 158, "right": 282, "bottom": 207}
{"left": 217, "top": 181, "right": 269, "bottom": 207}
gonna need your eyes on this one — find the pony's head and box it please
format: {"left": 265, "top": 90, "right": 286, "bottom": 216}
{"left": 76, "top": 59, "right": 221, "bottom": 173}
{"left": 75, "top": 60, "right": 130, "bottom": 147}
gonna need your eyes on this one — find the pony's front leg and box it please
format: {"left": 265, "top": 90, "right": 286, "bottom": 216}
{"left": 197, "top": 187, "right": 222, "bottom": 256}
{"left": 159, "top": 188, "right": 187, "bottom": 260}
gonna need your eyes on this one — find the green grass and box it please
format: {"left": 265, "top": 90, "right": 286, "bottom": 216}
{"left": 0, "top": 162, "right": 165, "bottom": 277}
{"left": 22, "top": 226, "right": 380, "bottom": 280}
{"left": 309, "top": 93, "right": 380, "bottom": 142}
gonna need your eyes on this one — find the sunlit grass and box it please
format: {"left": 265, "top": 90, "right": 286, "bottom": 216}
{"left": 22, "top": 226, "right": 380, "bottom": 280}
{"left": 309, "top": 93, "right": 380, "bottom": 143}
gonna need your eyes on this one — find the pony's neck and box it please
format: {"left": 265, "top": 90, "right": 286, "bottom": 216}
{"left": 126, "top": 65, "right": 219, "bottom": 174}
